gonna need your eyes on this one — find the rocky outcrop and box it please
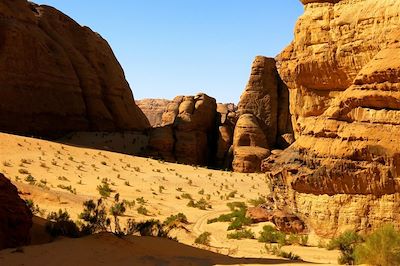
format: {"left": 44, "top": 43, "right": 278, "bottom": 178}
{"left": 0, "top": 173, "right": 32, "bottom": 249}
{"left": 146, "top": 93, "right": 218, "bottom": 166}
{"left": 246, "top": 206, "right": 305, "bottom": 234}
{"left": 0, "top": 0, "right": 149, "bottom": 135}
{"left": 136, "top": 99, "right": 170, "bottom": 127}
{"left": 215, "top": 103, "right": 237, "bottom": 169}
{"left": 270, "top": 0, "right": 400, "bottom": 236}
{"left": 232, "top": 56, "right": 292, "bottom": 172}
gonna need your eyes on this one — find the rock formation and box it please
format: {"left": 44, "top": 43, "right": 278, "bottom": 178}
{"left": 146, "top": 93, "right": 220, "bottom": 166}
{"left": 136, "top": 99, "right": 170, "bottom": 127}
{"left": 0, "top": 0, "right": 149, "bottom": 136}
{"left": 0, "top": 173, "right": 32, "bottom": 249}
{"left": 232, "top": 56, "right": 292, "bottom": 172}
{"left": 268, "top": 0, "right": 400, "bottom": 237}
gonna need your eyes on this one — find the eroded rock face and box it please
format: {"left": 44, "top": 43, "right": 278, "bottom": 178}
{"left": 146, "top": 93, "right": 218, "bottom": 165}
{"left": 0, "top": 0, "right": 149, "bottom": 135}
{"left": 232, "top": 56, "right": 292, "bottom": 172}
{"left": 0, "top": 173, "right": 32, "bottom": 249}
{"left": 273, "top": 0, "right": 400, "bottom": 236}
{"left": 136, "top": 99, "right": 170, "bottom": 127}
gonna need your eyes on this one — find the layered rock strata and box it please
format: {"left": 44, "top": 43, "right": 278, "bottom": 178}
{"left": 269, "top": 0, "right": 400, "bottom": 236}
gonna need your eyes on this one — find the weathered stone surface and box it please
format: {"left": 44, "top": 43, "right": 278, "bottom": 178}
{"left": 136, "top": 99, "right": 170, "bottom": 127}
{"left": 246, "top": 206, "right": 306, "bottom": 234}
{"left": 0, "top": 0, "right": 149, "bottom": 135}
{"left": 232, "top": 57, "right": 292, "bottom": 172}
{"left": 0, "top": 173, "right": 32, "bottom": 249}
{"left": 272, "top": 0, "right": 400, "bottom": 236}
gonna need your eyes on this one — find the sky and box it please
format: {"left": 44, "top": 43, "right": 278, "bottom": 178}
{"left": 34, "top": 1, "right": 303, "bottom": 103}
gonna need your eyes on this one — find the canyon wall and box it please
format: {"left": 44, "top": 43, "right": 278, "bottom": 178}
{"left": 269, "top": 0, "right": 400, "bottom": 236}
{"left": 0, "top": 0, "right": 149, "bottom": 136}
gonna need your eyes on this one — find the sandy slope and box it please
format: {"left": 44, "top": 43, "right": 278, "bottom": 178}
{"left": 0, "top": 132, "right": 340, "bottom": 265}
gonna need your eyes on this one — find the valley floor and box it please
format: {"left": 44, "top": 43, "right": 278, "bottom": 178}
{"left": 0, "top": 132, "right": 340, "bottom": 265}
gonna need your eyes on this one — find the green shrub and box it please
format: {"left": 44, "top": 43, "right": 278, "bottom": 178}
{"left": 46, "top": 209, "right": 80, "bottom": 238}
{"left": 327, "top": 230, "right": 363, "bottom": 265}
{"left": 181, "top": 193, "right": 193, "bottom": 200}
{"left": 187, "top": 198, "right": 211, "bottom": 210}
{"left": 248, "top": 197, "right": 266, "bottom": 207}
{"left": 195, "top": 232, "right": 211, "bottom": 246}
{"left": 207, "top": 203, "right": 251, "bottom": 230}
{"left": 227, "top": 229, "right": 255, "bottom": 240}
{"left": 164, "top": 213, "right": 188, "bottom": 227}
{"left": 126, "top": 219, "right": 171, "bottom": 238}
{"left": 258, "top": 225, "right": 286, "bottom": 246}
{"left": 265, "top": 245, "right": 301, "bottom": 261}
{"left": 79, "top": 199, "right": 110, "bottom": 234}
{"left": 109, "top": 193, "right": 126, "bottom": 235}
{"left": 355, "top": 224, "right": 400, "bottom": 266}
{"left": 97, "top": 182, "right": 113, "bottom": 198}
{"left": 137, "top": 206, "right": 149, "bottom": 215}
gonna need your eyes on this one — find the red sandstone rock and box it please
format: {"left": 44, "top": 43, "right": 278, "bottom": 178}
{"left": 0, "top": 173, "right": 32, "bottom": 249}
{"left": 0, "top": 0, "right": 149, "bottom": 135}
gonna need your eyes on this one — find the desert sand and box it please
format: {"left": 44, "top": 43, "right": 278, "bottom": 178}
{"left": 0, "top": 132, "right": 339, "bottom": 265}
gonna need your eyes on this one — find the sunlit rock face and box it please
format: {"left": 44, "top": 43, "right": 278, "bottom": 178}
{"left": 271, "top": 0, "right": 400, "bottom": 237}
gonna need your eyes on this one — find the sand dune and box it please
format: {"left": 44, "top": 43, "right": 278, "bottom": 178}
{"left": 0, "top": 132, "right": 340, "bottom": 265}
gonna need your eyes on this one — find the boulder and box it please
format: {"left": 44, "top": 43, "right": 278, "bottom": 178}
{"left": 0, "top": 173, "right": 32, "bottom": 249}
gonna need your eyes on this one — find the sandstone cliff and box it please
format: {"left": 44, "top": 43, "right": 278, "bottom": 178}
{"left": 0, "top": 0, "right": 149, "bottom": 135}
{"left": 0, "top": 173, "right": 32, "bottom": 249}
{"left": 146, "top": 93, "right": 221, "bottom": 166}
{"left": 232, "top": 56, "right": 293, "bottom": 172}
{"left": 136, "top": 99, "right": 170, "bottom": 127}
{"left": 270, "top": 0, "right": 400, "bottom": 236}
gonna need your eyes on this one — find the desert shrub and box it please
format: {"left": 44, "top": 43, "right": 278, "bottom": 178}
{"left": 327, "top": 230, "right": 363, "bottom": 265}
{"left": 97, "top": 182, "right": 113, "bottom": 198}
{"left": 227, "top": 202, "right": 246, "bottom": 211}
{"left": 181, "top": 193, "right": 193, "bottom": 200}
{"left": 355, "top": 224, "right": 400, "bottom": 266}
{"left": 24, "top": 174, "right": 35, "bottom": 184}
{"left": 164, "top": 213, "right": 188, "bottom": 227}
{"left": 57, "top": 184, "right": 76, "bottom": 194}
{"left": 187, "top": 198, "right": 211, "bottom": 210}
{"left": 227, "top": 229, "right": 255, "bottom": 240}
{"left": 25, "top": 199, "right": 44, "bottom": 215}
{"left": 287, "top": 234, "right": 308, "bottom": 246}
{"left": 195, "top": 232, "right": 211, "bottom": 246}
{"left": 137, "top": 206, "right": 149, "bottom": 215}
{"left": 258, "top": 225, "right": 286, "bottom": 246}
{"left": 79, "top": 199, "right": 110, "bottom": 235}
{"left": 127, "top": 219, "right": 170, "bottom": 238}
{"left": 136, "top": 197, "right": 147, "bottom": 205}
{"left": 46, "top": 209, "right": 80, "bottom": 238}
{"left": 207, "top": 203, "right": 251, "bottom": 230}
{"left": 109, "top": 193, "right": 126, "bottom": 235}
{"left": 248, "top": 197, "right": 266, "bottom": 207}
{"left": 265, "top": 245, "right": 301, "bottom": 261}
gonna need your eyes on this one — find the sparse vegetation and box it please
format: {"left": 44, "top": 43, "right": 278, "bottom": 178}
{"left": 265, "top": 245, "right": 301, "bottom": 261}
{"left": 109, "top": 193, "right": 126, "bottom": 235}
{"left": 79, "top": 199, "right": 110, "bottom": 234}
{"left": 258, "top": 225, "right": 286, "bottom": 246}
{"left": 24, "top": 174, "right": 36, "bottom": 184}
{"left": 355, "top": 224, "right": 400, "bottom": 266}
{"left": 327, "top": 230, "right": 363, "bottom": 265}
{"left": 164, "top": 213, "right": 189, "bottom": 227}
{"left": 57, "top": 184, "right": 77, "bottom": 194}
{"left": 248, "top": 196, "right": 266, "bottom": 207}
{"left": 227, "top": 229, "right": 255, "bottom": 240}
{"left": 187, "top": 198, "right": 211, "bottom": 210}
{"left": 137, "top": 205, "right": 149, "bottom": 216}
{"left": 19, "top": 168, "right": 30, "bottom": 175}
{"left": 195, "top": 232, "right": 211, "bottom": 246}
{"left": 207, "top": 202, "right": 251, "bottom": 230}
{"left": 97, "top": 182, "right": 113, "bottom": 198}
{"left": 46, "top": 209, "right": 80, "bottom": 238}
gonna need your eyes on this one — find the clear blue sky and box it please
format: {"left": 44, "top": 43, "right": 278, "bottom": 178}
{"left": 35, "top": 1, "right": 303, "bottom": 103}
